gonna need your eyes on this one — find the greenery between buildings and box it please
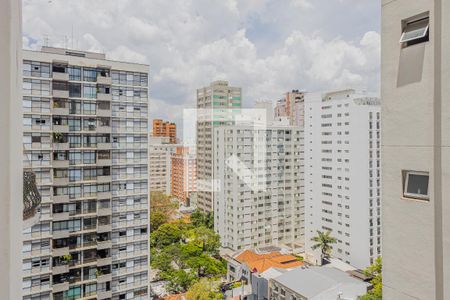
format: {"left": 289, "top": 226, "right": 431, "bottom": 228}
{"left": 359, "top": 257, "right": 382, "bottom": 300}
{"left": 186, "top": 278, "right": 223, "bottom": 300}
{"left": 149, "top": 192, "right": 178, "bottom": 231}
{"left": 150, "top": 210, "right": 226, "bottom": 294}
{"left": 310, "top": 230, "right": 337, "bottom": 265}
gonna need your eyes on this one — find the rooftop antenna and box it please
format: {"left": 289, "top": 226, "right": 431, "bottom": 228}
{"left": 71, "top": 24, "right": 74, "bottom": 49}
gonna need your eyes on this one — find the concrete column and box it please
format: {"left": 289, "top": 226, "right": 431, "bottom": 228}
{"left": 0, "top": 0, "right": 23, "bottom": 299}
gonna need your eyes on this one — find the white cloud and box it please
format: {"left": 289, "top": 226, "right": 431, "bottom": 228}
{"left": 22, "top": 0, "right": 380, "bottom": 136}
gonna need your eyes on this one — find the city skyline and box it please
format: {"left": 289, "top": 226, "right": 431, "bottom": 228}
{"left": 22, "top": 0, "right": 381, "bottom": 133}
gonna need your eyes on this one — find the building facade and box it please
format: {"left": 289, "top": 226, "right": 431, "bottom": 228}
{"left": 213, "top": 123, "right": 304, "bottom": 251}
{"left": 171, "top": 146, "right": 197, "bottom": 205}
{"left": 22, "top": 47, "right": 149, "bottom": 300}
{"left": 381, "top": 1, "right": 450, "bottom": 299}
{"left": 149, "top": 136, "right": 180, "bottom": 195}
{"left": 274, "top": 90, "right": 305, "bottom": 126}
{"left": 196, "top": 80, "right": 242, "bottom": 212}
{"left": 304, "top": 90, "right": 381, "bottom": 270}
{"left": 152, "top": 119, "right": 176, "bottom": 144}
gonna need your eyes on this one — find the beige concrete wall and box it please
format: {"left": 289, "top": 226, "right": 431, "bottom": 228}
{"left": 382, "top": 0, "right": 449, "bottom": 299}
{"left": 0, "top": 0, "right": 23, "bottom": 299}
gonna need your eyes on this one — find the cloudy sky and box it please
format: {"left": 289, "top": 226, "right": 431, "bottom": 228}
{"left": 23, "top": 0, "right": 380, "bottom": 135}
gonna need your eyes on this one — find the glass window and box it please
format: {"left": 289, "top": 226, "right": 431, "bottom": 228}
{"left": 68, "top": 66, "right": 81, "bottom": 81}
{"left": 83, "top": 68, "right": 97, "bottom": 82}
{"left": 82, "top": 102, "right": 96, "bottom": 115}
{"left": 69, "top": 83, "right": 81, "bottom": 98}
{"left": 400, "top": 17, "right": 429, "bottom": 44}
{"left": 404, "top": 171, "right": 429, "bottom": 200}
{"left": 83, "top": 84, "right": 96, "bottom": 99}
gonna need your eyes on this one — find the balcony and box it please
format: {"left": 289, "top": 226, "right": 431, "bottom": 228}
{"left": 97, "top": 93, "right": 112, "bottom": 101}
{"left": 97, "top": 290, "right": 112, "bottom": 300}
{"left": 53, "top": 177, "right": 69, "bottom": 186}
{"left": 97, "top": 207, "right": 111, "bottom": 216}
{"left": 97, "top": 76, "right": 112, "bottom": 85}
{"left": 97, "top": 240, "right": 112, "bottom": 250}
{"left": 52, "top": 107, "right": 69, "bottom": 115}
{"left": 97, "top": 191, "right": 112, "bottom": 199}
{"left": 97, "top": 143, "right": 111, "bottom": 150}
{"left": 52, "top": 282, "right": 69, "bottom": 293}
{"left": 97, "top": 175, "right": 111, "bottom": 183}
{"left": 53, "top": 194, "right": 69, "bottom": 203}
{"left": 97, "top": 257, "right": 112, "bottom": 266}
{"left": 52, "top": 247, "right": 69, "bottom": 257}
{"left": 53, "top": 142, "right": 69, "bottom": 151}
{"left": 97, "top": 126, "right": 111, "bottom": 134}
{"left": 53, "top": 125, "right": 69, "bottom": 133}
{"left": 53, "top": 229, "right": 70, "bottom": 239}
{"left": 52, "top": 264, "right": 69, "bottom": 275}
{"left": 53, "top": 90, "right": 69, "bottom": 98}
{"left": 97, "top": 273, "right": 112, "bottom": 283}
{"left": 53, "top": 160, "right": 69, "bottom": 168}
{"left": 52, "top": 72, "right": 69, "bottom": 81}
{"left": 97, "top": 158, "right": 111, "bottom": 166}
{"left": 97, "top": 224, "right": 112, "bottom": 233}
{"left": 97, "top": 109, "right": 111, "bottom": 117}
{"left": 53, "top": 211, "right": 69, "bottom": 222}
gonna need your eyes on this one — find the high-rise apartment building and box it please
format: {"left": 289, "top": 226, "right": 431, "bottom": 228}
{"left": 196, "top": 80, "right": 242, "bottom": 212}
{"left": 382, "top": 1, "right": 450, "bottom": 299}
{"left": 213, "top": 122, "right": 304, "bottom": 251}
{"left": 171, "top": 146, "right": 197, "bottom": 205}
{"left": 152, "top": 119, "right": 176, "bottom": 144}
{"left": 274, "top": 90, "right": 305, "bottom": 126}
{"left": 148, "top": 136, "right": 180, "bottom": 195}
{"left": 22, "top": 47, "right": 149, "bottom": 300}
{"left": 304, "top": 90, "right": 381, "bottom": 270}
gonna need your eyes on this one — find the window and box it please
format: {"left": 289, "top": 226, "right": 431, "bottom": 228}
{"left": 68, "top": 66, "right": 81, "bottom": 81}
{"left": 403, "top": 171, "right": 429, "bottom": 200}
{"left": 400, "top": 16, "right": 429, "bottom": 46}
{"left": 69, "top": 83, "right": 81, "bottom": 98}
{"left": 83, "top": 68, "right": 97, "bottom": 82}
{"left": 83, "top": 84, "right": 97, "bottom": 99}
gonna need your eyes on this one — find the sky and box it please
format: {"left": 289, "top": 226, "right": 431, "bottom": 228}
{"left": 23, "top": 0, "right": 381, "bottom": 137}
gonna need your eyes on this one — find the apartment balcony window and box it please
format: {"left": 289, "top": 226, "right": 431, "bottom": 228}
{"left": 400, "top": 15, "right": 429, "bottom": 47}
{"left": 69, "top": 83, "right": 82, "bottom": 98}
{"left": 68, "top": 66, "right": 81, "bottom": 81}
{"left": 403, "top": 170, "right": 429, "bottom": 201}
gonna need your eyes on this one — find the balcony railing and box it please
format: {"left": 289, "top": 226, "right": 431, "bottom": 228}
{"left": 23, "top": 171, "right": 41, "bottom": 221}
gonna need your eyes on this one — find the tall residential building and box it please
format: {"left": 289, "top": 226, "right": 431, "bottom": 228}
{"left": 152, "top": 119, "right": 176, "bottom": 143}
{"left": 171, "top": 146, "right": 197, "bottom": 205}
{"left": 148, "top": 136, "right": 180, "bottom": 195}
{"left": 382, "top": 1, "right": 449, "bottom": 299}
{"left": 0, "top": 0, "right": 23, "bottom": 298}
{"left": 22, "top": 47, "right": 150, "bottom": 300}
{"left": 304, "top": 90, "right": 381, "bottom": 270}
{"left": 196, "top": 80, "right": 242, "bottom": 212}
{"left": 274, "top": 90, "right": 305, "bottom": 126}
{"left": 213, "top": 122, "right": 304, "bottom": 251}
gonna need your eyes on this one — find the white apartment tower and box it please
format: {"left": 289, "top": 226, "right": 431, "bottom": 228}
{"left": 148, "top": 136, "right": 180, "bottom": 195}
{"left": 22, "top": 47, "right": 149, "bottom": 300}
{"left": 196, "top": 81, "right": 242, "bottom": 212}
{"left": 382, "top": 1, "right": 450, "bottom": 299}
{"left": 304, "top": 90, "right": 381, "bottom": 270}
{"left": 214, "top": 122, "right": 304, "bottom": 251}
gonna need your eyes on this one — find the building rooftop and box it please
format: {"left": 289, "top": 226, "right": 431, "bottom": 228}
{"left": 273, "top": 266, "right": 370, "bottom": 299}
{"left": 235, "top": 250, "right": 303, "bottom": 274}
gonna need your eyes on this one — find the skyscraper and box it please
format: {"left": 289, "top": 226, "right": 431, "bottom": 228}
{"left": 213, "top": 122, "right": 304, "bottom": 251}
{"left": 274, "top": 90, "right": 305, "bottom": 126}
{"left": 304, "top": 90, "right": 381, "bottom": 269}
{"left": 196, "top": 80, "right": 242, "bottom": 212}
{"left": 171, "top": 146, "right": 197, "bottom": 205}
{"left": 381, "top": 1, "right": 449, "bottom": 299}
{"left": 22, "top": 47, "right": 149, "bottom": 300}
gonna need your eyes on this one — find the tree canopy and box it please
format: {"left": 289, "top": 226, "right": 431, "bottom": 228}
{"left": 311, "top": 230, "right": 337, "bottom": 263}
{"left": 186, "top": 278, "right": 223, "bottom": 300}
{"left": 359, "top": 257, "right": 382, "bottom": 300}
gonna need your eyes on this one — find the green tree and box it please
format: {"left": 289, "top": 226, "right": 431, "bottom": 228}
{"left": 150, "top": 210, "right": 169, "bottom": 231}
{"left": 310, "top": 230, "right": 337, "bottom": 264}
{"left": 186, "top": 278, "right": 223, "bottom": 300}
{"left": 162, "top": 269, "right": 196, "bottom": 293}
{"left": 360, "top": 257, "right": 382, "bottom": 300}
{"left": 185, "top": 253, "right": 226, "bottom": 278}
{"left": 151, "top": 223, "right": 182, "bottom": 249}
{"left": 187, "top": 226, "right": 221, "bottom": 254}
{"left": 150, "top": 251, "right": 174, "bottom": 273}
{"left": 190, "top": 210, "right": 214, "bottom": 229}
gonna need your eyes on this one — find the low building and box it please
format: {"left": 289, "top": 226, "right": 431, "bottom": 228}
{"left": 225, "top": 247, "right": 304, "bottom": 300}
{"left": 269, "top": 266, "right": 370, "bottom": 300}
